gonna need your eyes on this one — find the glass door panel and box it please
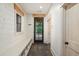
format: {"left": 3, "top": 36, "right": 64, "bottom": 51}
{"left": 34, "top": 17, "right": 43, "bottom": 43}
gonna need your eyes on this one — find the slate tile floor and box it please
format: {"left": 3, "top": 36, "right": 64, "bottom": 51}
{"left": 27, "top": 43, "right": 52, "bottom": 56}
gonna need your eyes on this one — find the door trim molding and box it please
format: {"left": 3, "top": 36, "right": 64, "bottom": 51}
{"left": 34, "top": 17, "right": 44, "bottom": 43}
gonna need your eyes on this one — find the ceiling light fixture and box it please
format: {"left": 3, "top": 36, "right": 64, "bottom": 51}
{"left": 40, "top": 6, "right": 43, "bottom": 9}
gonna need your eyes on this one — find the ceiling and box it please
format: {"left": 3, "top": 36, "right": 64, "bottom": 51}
{"left": 20, "top": 3, "right": 52, "bottom": 14}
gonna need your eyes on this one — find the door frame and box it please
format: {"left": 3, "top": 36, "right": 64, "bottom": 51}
{"left": 34, "top": 17, "right": 44, "bottom": 43}
{"left": 47, "top": 17, "right": 51, "bottom": 44}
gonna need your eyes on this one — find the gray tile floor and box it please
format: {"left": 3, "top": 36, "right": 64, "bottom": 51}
{"left": 27, "top": 43, "right": 52, "bottom": 56}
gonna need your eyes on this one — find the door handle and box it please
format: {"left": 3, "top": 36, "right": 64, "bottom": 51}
{"left": 65, "top": 42, "right": 69, "bottom": 45}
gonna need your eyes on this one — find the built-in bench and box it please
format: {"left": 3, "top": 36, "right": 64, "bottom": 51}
{"left": 20, "top": 39, "right": 33, "bottom": 56}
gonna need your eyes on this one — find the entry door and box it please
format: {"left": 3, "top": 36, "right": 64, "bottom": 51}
{"left": 34, "top": 17, "right": 44, "bottom": 43}
{"left": 65, "top": 4, "right": 79, "bottom": 56}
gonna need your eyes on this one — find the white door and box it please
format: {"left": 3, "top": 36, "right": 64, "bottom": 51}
{"left": 65, "top": 4, "right": 79, "bottom": 56}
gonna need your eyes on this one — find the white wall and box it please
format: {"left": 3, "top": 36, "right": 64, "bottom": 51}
{"left": 46, "top": 4, "right": 65, "bottom": 56}
{"left": 26, "top": 14, "right": 34, "bottom": 43}
{"left": 0, "top": 3, "right": 15, "bottom": 55}
{"left": 0, "top": 3, "right": 32, "bottom": 56}
{"left": 44, "top": 16, "right": 50, "bottom": 44}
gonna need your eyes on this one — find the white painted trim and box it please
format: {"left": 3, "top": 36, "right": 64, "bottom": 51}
{"left": 25, "top": 40, "right": 33, "bottom": 56}
{"left": 50, "top": 49, "right": 56, "bottom": 56}
{"left": 19, "top": 39, "right": 33, "bottom": 56}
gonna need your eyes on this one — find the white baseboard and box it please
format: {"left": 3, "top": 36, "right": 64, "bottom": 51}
{"left": 50, "top": 49, "right": 56, "bottom": 56}
{"left": 25, "top": 40, "right": 33, "bottom": 56}
{"left": 20, "top": 39, "right": 33, "bottom": 56}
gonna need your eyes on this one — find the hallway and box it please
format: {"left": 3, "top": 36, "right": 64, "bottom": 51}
{"left": 0, "top": 3, "right": 79, "bottom": 56}
{"left": 27, "top": 43, "right": 52, "bottom": 56}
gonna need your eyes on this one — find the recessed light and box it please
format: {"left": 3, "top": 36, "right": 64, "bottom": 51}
{"left": 40, "top": 6, "right": 43, "bottom": 9}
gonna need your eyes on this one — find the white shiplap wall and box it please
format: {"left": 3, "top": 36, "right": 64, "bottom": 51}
{"left": 0, "top": 3, "right": 32, "bottom": 56}
{"left": 45, "top": 4, "right": 65, "bottom": 56}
